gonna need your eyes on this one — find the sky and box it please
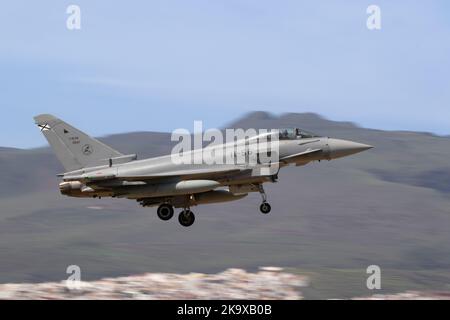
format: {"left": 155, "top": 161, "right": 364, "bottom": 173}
{"left": 0, "top": 1, "right": 449, "bottom": 148}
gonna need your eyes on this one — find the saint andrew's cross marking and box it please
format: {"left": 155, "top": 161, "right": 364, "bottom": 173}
{"left": 38, "top": 124, "right": 51, "bottom": 132}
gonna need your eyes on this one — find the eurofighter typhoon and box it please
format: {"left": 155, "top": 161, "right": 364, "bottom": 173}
{"left": 34, "top": 114, "right": 372, "bottom": 227}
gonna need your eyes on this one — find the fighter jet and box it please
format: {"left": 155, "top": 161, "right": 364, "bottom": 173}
{"left": 34, "top": 114, "right": 372, "bottom": 227}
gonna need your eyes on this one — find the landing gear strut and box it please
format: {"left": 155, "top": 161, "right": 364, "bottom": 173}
{"left": 258, "top": 184, "right": 272, "bottom": 214}
{"left": 178, "top": 209, "right": 195, "bottom": 227}
{"left": 157, "top": 203, "right": 174, "bottom": 221}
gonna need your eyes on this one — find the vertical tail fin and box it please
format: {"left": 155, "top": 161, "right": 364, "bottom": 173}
{"left": 34, "top": 114, "right": 123, "bottom": 172}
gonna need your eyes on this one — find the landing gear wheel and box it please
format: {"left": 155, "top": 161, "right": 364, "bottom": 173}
{"left": 260, "top": 202, "right": 271, "bottom": 214}
{"left": 157, "top": 204, "right": 174, "bottom": 221}
{"left": 178, "top": 210, "right": 195, "bottom": 227}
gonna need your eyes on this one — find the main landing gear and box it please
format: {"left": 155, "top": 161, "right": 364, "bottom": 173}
{"left": 156, "top": 203, "right": 196, "bottom": 227}
{"left": 258, "top": 184, "right": 272, "bottom": 214}
{"left": 157, "top": 203, "right": 174, "bottom": 221}
{"left": 155, "top": 184, "right": 272, "bottom": 226}
{"left": 178, "top": 209, "right": 196, "bottom": 227}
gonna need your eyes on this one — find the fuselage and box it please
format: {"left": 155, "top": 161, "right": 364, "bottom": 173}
{"left": 60, "top": 132, "right": 372, "bottom": 201}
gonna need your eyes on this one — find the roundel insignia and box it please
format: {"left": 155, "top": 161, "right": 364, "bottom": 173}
{"left": 82, "top": 144, "right": 93, "bottom": 156}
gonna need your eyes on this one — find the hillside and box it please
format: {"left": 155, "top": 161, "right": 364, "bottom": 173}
{"left": 0, "top": 112, "right": 449, "bottom": 299}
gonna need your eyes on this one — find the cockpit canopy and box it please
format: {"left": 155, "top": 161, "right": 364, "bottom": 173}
{"left": 278, "top": 128, "right": 321, "bottom": 140}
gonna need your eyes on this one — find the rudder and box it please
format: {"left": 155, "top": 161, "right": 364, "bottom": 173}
{"left": 34, "top": 114, "right": 123, "bottom": 172}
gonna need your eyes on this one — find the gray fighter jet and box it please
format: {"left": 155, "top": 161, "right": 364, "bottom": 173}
{"left": 34, "top": 114, "right": 372, "bottom": 227}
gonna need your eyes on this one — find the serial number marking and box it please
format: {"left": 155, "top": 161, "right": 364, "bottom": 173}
{"left": 69, "top": 136, "right": 80, "bottom": 144}
{"left": 221, "top": 304, "right": 272, "bottom": 316}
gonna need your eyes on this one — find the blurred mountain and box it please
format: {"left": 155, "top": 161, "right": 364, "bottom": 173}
{"left": 1, "top": 111, "right": 450, "bottom": 299}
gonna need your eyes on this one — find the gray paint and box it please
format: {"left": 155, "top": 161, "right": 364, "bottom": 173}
{"left": 34, "top": 114, "right": 372, "bottom": 224}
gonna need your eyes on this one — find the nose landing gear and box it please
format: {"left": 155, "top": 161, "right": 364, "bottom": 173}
{"left": 260, "top": 202, "right": 271, "bottom": 214}
{"left": 258, "top": 184, "right": 272, "bottom": 214}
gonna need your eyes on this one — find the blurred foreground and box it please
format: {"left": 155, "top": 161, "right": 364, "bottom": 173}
{"left": 0, "top": 267, "right": 307, "bottom": 300}
{"left": 0, "top": 267, "right": 449, "bottom": 300}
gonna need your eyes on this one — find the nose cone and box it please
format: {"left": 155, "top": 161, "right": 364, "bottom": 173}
{"left": 328, "top": 138, "right": 373, "bottom": 159}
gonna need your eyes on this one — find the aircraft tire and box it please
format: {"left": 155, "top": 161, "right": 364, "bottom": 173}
{"left": 178, "top": 210, "right": 195, "bottom": 227}
{"left": 157, "top": 204, "right": 174, "bottom": 221}
{"left": 260, "top": 202, "right": 271, "bottom": 214}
